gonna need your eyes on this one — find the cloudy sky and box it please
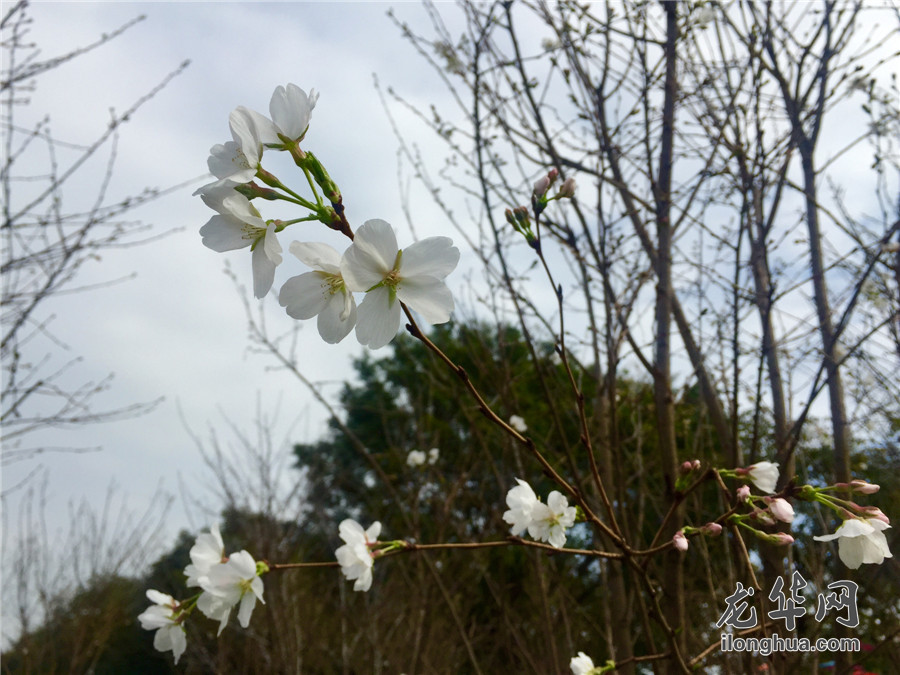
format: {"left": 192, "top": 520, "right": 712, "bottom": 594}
{"left": 2, "top": 0, "right": 495, "bottom": 580}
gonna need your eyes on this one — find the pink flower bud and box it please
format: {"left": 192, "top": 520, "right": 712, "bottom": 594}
{"left": 849, "top": 480, "right": 880, "bottom": 495}
{"left": 680, "top": 461, "right": 694, "bottom": 475}
{"left": 672, "top": 530, "right": 689, "bottom": 552}
{"left": 770, "top": 532, "right": 794, "bottom": 546}
{"left": 692, "top": 459, "right": 701, "bottom": 471}
{"left": 702, "top": 522, "right": 723, "bottom": 536}
{"left": 858, "top": 506, "right": 890, "bottom": 525}
{"left": 736, "top": 485, "right": 751, "bottom": 502}
{"left": 533, "top": 175, "right": 551, "bottom": 198}
{"left": 767, "top": 498, "right": 795, "bottom": 524}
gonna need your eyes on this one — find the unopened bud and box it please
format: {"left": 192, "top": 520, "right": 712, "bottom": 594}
{"left": 769, "top": 532, "right": 794, "bottom": 546}
{"left": 736, "top": 485, "right": 751, "bottom": 503}
{"left": 507, "top": 205, "right": 537, "bottom": 246}
{"left": 680, "top": 461, "right": 694, "bottom": 475}
{"left": 753, "top": 509, "right": 776, "bottom": 526}
{"left": 533, "top": 175, "right": 551, "bottom": 198}
{"left": 766, "top": 497, "right": 795, "bottom": 524}
{"left": 235, "top": 182, "right": 281, "bottom": 201}
{"left": 848, "top": 480, "right": 880, "bottom": 495}
{"left": 672, "top": 530, "right": 689, "bottom": 552}
{"left": 303, "top": 151, "right": 341, "bottom": 202}
{"left": 701, "top": 522, "right": 723, "bottom": 537}
{"left": 857, "top": 506, "right": 890, "bottom": 525}
{"left": 557, "top": 177, "right": 576, "bottom": 199}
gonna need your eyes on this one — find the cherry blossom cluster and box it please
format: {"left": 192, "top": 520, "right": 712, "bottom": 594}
{"left": 503, "top": 477, "right": 578, "bottom": 549}
{"left": 406, "top": 447, "right": 439, "bottom": 467}
{"left": 138, "top": 524, "right": 267, "bottom": 664}
{"left": 672, "top": 460, "right": 894, "bottom": 569}
{"left": 281, "top": 219, "right": 459, "bottom": 348}
{"left": 195, "top": 83, "right": 460, "bottom": 350}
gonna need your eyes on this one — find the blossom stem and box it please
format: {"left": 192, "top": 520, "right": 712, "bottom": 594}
{"left": 300, "top": 165, "right": 325, "bottom": 209}
{"left": 400, "top": 304, "right": 623, "bottom": 551}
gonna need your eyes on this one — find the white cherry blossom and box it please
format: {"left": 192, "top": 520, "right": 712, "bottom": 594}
{"left": 199, "top": 188, "right": 282, "bottom": 298}
{"left": 528, "top": 490, "right": 577, "bottom": 549}
{"left": 336, "top": 519, "right": 381, "bottom": 592}
{"left": 196, "top": 106, "right": 269, "bottom": 192}
{"left": 509, "top": 415, "right": 528, "bottom": 433}
{"left": 341, "top": 219, "right": 459, "bottom": 349}
{"left": 198, "top": 550, "right": 265, "bottom": 634}
{"left": 570, "top": 651, "right": 596, "bottom": 675}
{"left": 184, "top": 523, "right": 225, "bottom": 587}
{"left": 138, "top": 590, "right": 187, "bottom": 664}
{"left": 767, "top": 498, "right": 795, "bottom": 524}
{"left": 407, "top": 449, "right": 427, "bottom": 467}
{"left": 746, "top": 461, "right": 779, "bottom": 494}
{"left": 814, "top": 517, "right": 893, "bottom": 569}
{"left": 503, "top": 478, "right": 540, "bottom": 537}
{"left": 265, "top": 83, "right": 319, "bottom": 143}
{"left": 279, "top": 241, "right": 356, "bottom": 343}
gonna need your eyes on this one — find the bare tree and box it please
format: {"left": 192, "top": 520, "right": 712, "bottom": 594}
{"left": 373, "top": 1, "right": 899, "bottom": 672}
{"left": 0, "top": 0, "right": 190, "bottom": 472}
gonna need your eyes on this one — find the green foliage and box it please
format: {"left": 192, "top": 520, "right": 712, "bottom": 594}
{"left": 1, "top": 575, "right": 173, "bottom": 675}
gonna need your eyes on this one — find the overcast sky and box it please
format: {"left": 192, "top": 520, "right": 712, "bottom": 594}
{"left": 2, "top": 0, "right": 495, "bottom": 581}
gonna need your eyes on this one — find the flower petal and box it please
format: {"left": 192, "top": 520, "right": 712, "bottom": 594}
{"left": 401, "top": 236, "right": 459, "bottom": 279}
{"left": 207, "top": 141, "right": 255, "bottom": 183}
{"left": 317, "top": 291, "right": 357, "bottom": 343}
{"left": 237, "top": 592, "right": 257, "bottom": 628}
{"left": 229, "top": 106, "right": 263, "bottom": 166}
{"left": 200, "top": 215, "right": 250, "bottom": 252}
{"left": 355, "top": 286, "right": 402, "bottom": 349}
{"left": 396, "top": 276, "right": 454, "bottom": 324}
{"left": 262, "top": 223, "right": 283, "bottom": 266}
{"left": 290, "top": 241, "right": 342, "bottom": 273}
{"left": 339, "top": 519, "right": 366, "bottom": 546}
{"left": 365, "top": 521, "right": 382, "bottom": 542}
{"left": 252, "top": 244, "right": 277, "bottom": 298}
{"left": 279, "top": 272, "right": 331, "bottom": 319}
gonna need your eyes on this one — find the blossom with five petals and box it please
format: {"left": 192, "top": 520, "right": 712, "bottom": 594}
{"left": 199, "top": 186, "right": 283, "bottom": 298}
{"left": 138, "top": 590, "right": 187, "bottom": 664}
{"left": 528, "top": 490, "right": 577, "bottom": 549}
{"left": 279, "top": 241, "right": 356, "bottom": 343}
{"left": 197, "top": 550, "right": 265, "bottom": 634}
{"left": 336, "top": 519, "right": 381, "bottom": 592}
{"left": 813, "top": 517, "right": 893, "bottom": 569}
{"left": 341, "top": 219, "right": 459, "bottom": 349}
